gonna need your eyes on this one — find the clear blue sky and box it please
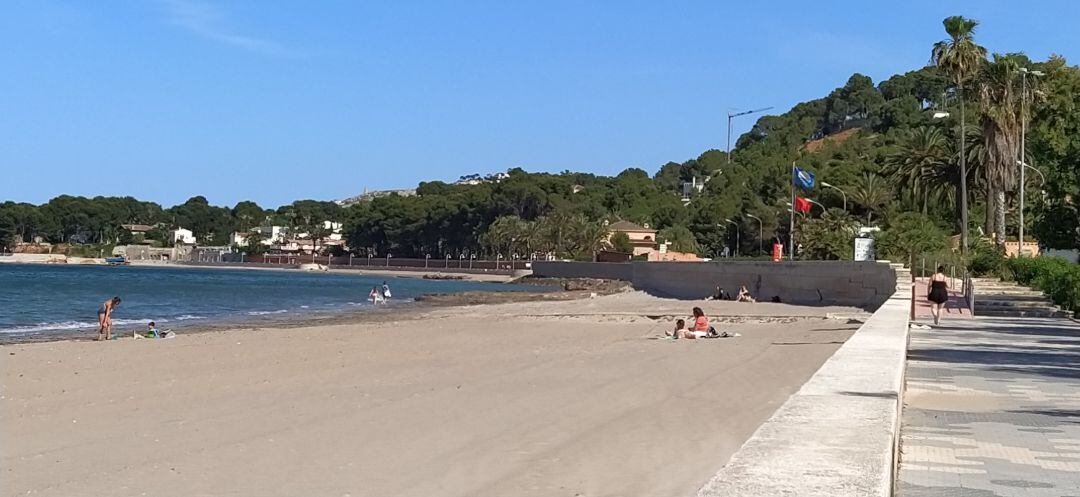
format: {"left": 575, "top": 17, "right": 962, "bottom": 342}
{"left": 2, "top": 1, "right": 1076, "bottom": 208}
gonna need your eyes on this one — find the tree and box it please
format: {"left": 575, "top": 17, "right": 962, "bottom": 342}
{"left": 877, "top": 212, "right": 949, "bottom": 266}
{"left": 658, "top": 225, "right": 701, "bottom": 254}
{"left": 978, "top": 53, "right": 1026, "bottom": 245}
{"left": 798, "top": 209, "right": 859, "bottom": 260}
{"left": 931, "top": 15, "right": 987, "bottom": 254}
{"left": 848, "top": 173, "right": 891, "bottom": 224}
{"left": 610, "top": 232, "right": 634, "bottom": 254}
{"left": 885, "top": 126, "right": 952, "bottom": 214}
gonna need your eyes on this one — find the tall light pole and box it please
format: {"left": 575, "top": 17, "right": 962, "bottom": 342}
{"left": 724, "top": 219, "right": 740, "bottom": 258}
{"left": 807, "top": 198, "right": 826, "bottom": 215}
{"left": 727, "top": 107, "right": 774, "bottom": 163}
{"left": 820, "top": 181, "right": 848, "bottom": 211}
{"left": 1018, "top": 67, "right": 1043, "bottom": 256}
{"left": 745, "top": 214, "right": 763, "bottom": 255}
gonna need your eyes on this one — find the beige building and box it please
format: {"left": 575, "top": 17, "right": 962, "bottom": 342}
{"left": 607, "top": 220, "right": 657, "bottom": 257}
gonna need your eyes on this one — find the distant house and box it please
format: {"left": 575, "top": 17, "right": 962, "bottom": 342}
{"left": 169, "top": 228, "right": 196, "bottom": 245}
{"left": 607, "top": 220, "right": 657, "bottom": 257}
{"left": 121, "top": 224, "right": 154, "bottom": 236}
{"left": 605, "top": 220, "right": 703, "bottom": 262}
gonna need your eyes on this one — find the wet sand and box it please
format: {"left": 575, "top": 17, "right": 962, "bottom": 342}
{"left": 1, "top": 292, "right": 863, "bottom": 497}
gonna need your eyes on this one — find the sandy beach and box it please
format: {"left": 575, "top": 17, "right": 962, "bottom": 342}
{"left": 1, "top": 292, "right": 863, "bottom": 497}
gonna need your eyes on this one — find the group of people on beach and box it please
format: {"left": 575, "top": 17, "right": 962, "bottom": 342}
{"left": 711, "top": 285, "right": 757, "bottom": 303}
{"left": 666, "top": 307, "right": 735, "bottom": 339}
{"left": 95, "top": 297, "right": 171, "bottom": 341}
{"left": 369, "top": 281, "right": 392, "bottom": 305}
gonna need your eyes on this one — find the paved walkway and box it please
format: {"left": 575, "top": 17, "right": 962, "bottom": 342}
{"left": 912, "top": 276, "right": 973, "bottom": 320}
{"left": 898, "top": 315, "right": 1080, "bottom": 496}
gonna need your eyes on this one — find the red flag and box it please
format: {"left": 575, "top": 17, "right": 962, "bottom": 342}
{"left": 794, "top": 196, "right": 812, "bottom": 214}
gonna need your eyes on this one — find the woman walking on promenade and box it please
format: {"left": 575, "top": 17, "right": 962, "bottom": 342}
{"left": 927, "top": 266, "right": 949, "bottom": 326}
{"left": 96, "top": 296, "right": 121, "bottom": 341}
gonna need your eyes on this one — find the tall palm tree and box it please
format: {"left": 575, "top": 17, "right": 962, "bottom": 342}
{"left": 849, "top": 173, "right": 892, "bottom": 224}
{"left": 931, "top": 15, "right": 987, "bottom": 254}
{"left": 978, "top": 54, "right": 1024, "bottom": 246}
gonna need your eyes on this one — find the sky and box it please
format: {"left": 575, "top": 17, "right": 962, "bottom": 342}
{"left": 2, "top": 0, "right": 1077, "bottom": 208}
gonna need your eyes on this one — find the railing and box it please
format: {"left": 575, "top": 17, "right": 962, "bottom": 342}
{"left": 963, "top": 274, "right": 975, "bottom": 316}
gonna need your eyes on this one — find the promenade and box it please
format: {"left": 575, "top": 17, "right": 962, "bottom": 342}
{"left": 898, "top": 315, "right": 1080, "bottom": 496}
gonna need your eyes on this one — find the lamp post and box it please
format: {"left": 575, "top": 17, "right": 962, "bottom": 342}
{"left": 367, "top": 253, "right": 372, "bottom": 266}
{"left": 745, "top": 214, "right": 763, "bottom": 255}
{"left": 724, "top": 219, "right": 740, "bottom": 258}
{"left": 1018, "top": 68, "right": 1043, "bottom": 256}
{"left": 425, "top": 253, "right": 430, "bottom": 269}
{"left": 807, "top": 199, "right": 826, "bottom": 215}
{"left": 470, "top": 254, "right": 476, "bottom": 269}
{"left": 727, "top": 106, "right": 774, "bottom": 163}
{"left": 820, "top": 181, "right": 848, "bottom": 211}
{"left": 459, "top": 253, "right": 465, "bottom": 268}
{"left": 446, "top": 253, "right": 451, "bottom": 268}
{"left": 386, "top": 253, "right": 392, "bottom": 267}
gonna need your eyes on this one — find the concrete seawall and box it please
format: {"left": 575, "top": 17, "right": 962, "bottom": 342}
{"left": 696, "top": 268, "right": 911, "bottom": 496}
{"left": 532, "top": 261, "right": 896, "bottom": 308}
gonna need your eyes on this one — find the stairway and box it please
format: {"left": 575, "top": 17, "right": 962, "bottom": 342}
{"left": 970, "top": 278, "right": 1074, "bottom": 319}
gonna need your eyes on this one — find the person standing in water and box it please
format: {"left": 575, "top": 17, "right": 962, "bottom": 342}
{"left": 96, "top": 296, "right": 121, "bottom": 341}
{"left": 926, "top": 266, "right": 950, "bottom": 326}
{"left": 382, "top": 281, "right": 392, "bottom": 300}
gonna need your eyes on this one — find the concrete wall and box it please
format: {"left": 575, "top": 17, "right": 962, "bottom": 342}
{"left": 531, "top": 262, "right": 634, "bottom": 281}
{"left": 697, "top": 267, "right": 911, "bottom": 497}
{"left": 532, "top": 261, "right": 896, "bottom": 308}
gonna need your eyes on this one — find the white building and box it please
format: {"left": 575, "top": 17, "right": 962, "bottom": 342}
{"left": 170, "top": 228, "right": 196, "bottom": 245}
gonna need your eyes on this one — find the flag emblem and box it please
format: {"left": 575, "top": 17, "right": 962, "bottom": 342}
{"left": 794, "top": 167, "right": 816, "bottom": 189}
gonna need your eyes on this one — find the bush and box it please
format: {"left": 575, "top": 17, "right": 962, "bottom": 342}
{"left": 1005, "top": 256, "right": 1080, "bottom": 311}
{"left": 967, "top": 241, "right": 1006, "bottom": 277}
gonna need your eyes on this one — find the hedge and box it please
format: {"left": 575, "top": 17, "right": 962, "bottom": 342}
{"left": 1005, "top": 256, "right": 1080, "bottom": 312}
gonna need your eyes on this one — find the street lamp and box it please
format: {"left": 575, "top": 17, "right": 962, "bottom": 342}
{"left": 724, "top": 218, "right": 740, "bottom": 258}
{"left": 459, "top": 253, "right": 466, "bottom": 268}
{"left": 745, "top": 214, "right": 763, "bottom": 255}
{"left": 386, "top": 253, "right": 392, "bottom": 267}
{"left": 445, "top": 253, "right": 451, "bottom": 268}
{"left": 1018, "top": 67, "right": 1044, "bottom": 256}
{"left": 425, "top": 253, "right": 430, "bottom": 269}
{"left": 470, "top": 253, "right": 476, "bottom": 269}
{"left": 820, "top": 181, "right": 848, "bottom": 211}
{"left": 727, "top": 107, "right": 774, "bottom": 163}
{"left": 807, "top": 199, "right": 826, "bottom": 215}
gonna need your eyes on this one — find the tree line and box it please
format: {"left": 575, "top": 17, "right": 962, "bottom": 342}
{"left": 3, "top": 15, "right": 1078, "bottom": 263}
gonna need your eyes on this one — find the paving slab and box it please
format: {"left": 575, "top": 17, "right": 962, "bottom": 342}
{"left": 898, "top": 315, "right": 1080, "bottom": 497}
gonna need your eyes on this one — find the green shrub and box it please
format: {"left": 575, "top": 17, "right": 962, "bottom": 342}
{"left": 967, "top": 241, "right": 1005, "bottom": 277}
{"left": 1005, "top": 256, "right": 1080, "bottom": 311}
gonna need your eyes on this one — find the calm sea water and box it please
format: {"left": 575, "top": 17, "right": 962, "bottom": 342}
{"left": 0, "top": 264, "right": 537, "bottom": 340}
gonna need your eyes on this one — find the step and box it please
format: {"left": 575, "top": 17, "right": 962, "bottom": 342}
{"left": 975, "top": 296, "right": 1056, "bottom": 306}
{"left": 974, "top": 290, "right": 1046, "bottom": 297}
{"left": 975, "top": 308, "right": 1074, "bottom": 319}
{"left": 976, "top": 300, "right": 1058, "bottom": 309}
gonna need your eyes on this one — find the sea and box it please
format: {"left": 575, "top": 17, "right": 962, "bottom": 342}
{"left": 0, "top": 264, "right": 539, "bottom": 342}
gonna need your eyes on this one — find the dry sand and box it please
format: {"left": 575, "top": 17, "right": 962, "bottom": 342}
{"left": 1, "top": 292, "right": 863, "bottom": 497}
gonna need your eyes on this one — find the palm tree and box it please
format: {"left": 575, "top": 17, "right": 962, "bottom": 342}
{"left": 931, "top": 15, "right": 987, "bottom": 254}
{"left": 849, "top": 173, "right": 891, "bottom": 224}
{"left": 978, "top": 54, "right": 1024, "bottom": 246}
{"left": 885, "top": 126, "right": 951, "bottom": 214}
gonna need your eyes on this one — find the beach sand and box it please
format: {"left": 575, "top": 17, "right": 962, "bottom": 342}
{"left": 1, "top": 292, "right": 863, "bottom": 497}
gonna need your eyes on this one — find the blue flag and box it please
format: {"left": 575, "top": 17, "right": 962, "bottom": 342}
{"left": 793, "top": 167, "right": 815, "bottom": 189}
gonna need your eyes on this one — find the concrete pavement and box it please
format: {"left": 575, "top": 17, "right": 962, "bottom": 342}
{"left": 897, "top": 315, "right": 1080, "bottom": 496}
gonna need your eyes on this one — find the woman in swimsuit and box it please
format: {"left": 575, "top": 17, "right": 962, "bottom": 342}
{"left": 97, "top": 296, "right": 121, "bottom": 341}
{"left": 926, "top": 266, "right": 949, "bottom": 326}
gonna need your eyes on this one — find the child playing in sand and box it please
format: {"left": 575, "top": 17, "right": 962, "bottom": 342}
{"left": 666, "top": 319, "right": 693, "bottom": 339}
{"left": 134, "top": 321, "right": 174, "bottom": 339}
{"left": 736, "top": 285, "right": 756, "bottom": 303}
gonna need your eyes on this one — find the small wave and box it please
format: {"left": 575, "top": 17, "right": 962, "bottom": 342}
{"left": 0, "top": 318, "right": 153, "bottom": 334}
{"left": 247, "top": 309, "right": 288, "bottom": 316}
{"left": 173, "top": 314, "right": 205, "bottom": 321}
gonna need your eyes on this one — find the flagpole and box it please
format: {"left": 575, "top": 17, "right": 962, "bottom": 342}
{"left": 789, "top": 161, "right": 795, "bottom": 261}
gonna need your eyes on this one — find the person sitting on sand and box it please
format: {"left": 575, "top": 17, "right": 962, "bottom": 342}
{"left": 666, "top": 319, "right": 693, "bottom": 339}
{"left": 736, "top": 285, "right": 756, "bottom": 303}
{"left": 134, "top": 321, "right": 174, "bottom": 339}
{"left": 96, "top": 296, "right": 121, "bottom": 341}
{"left": 711, "top": 286, "right": 730, "bottom": 301}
